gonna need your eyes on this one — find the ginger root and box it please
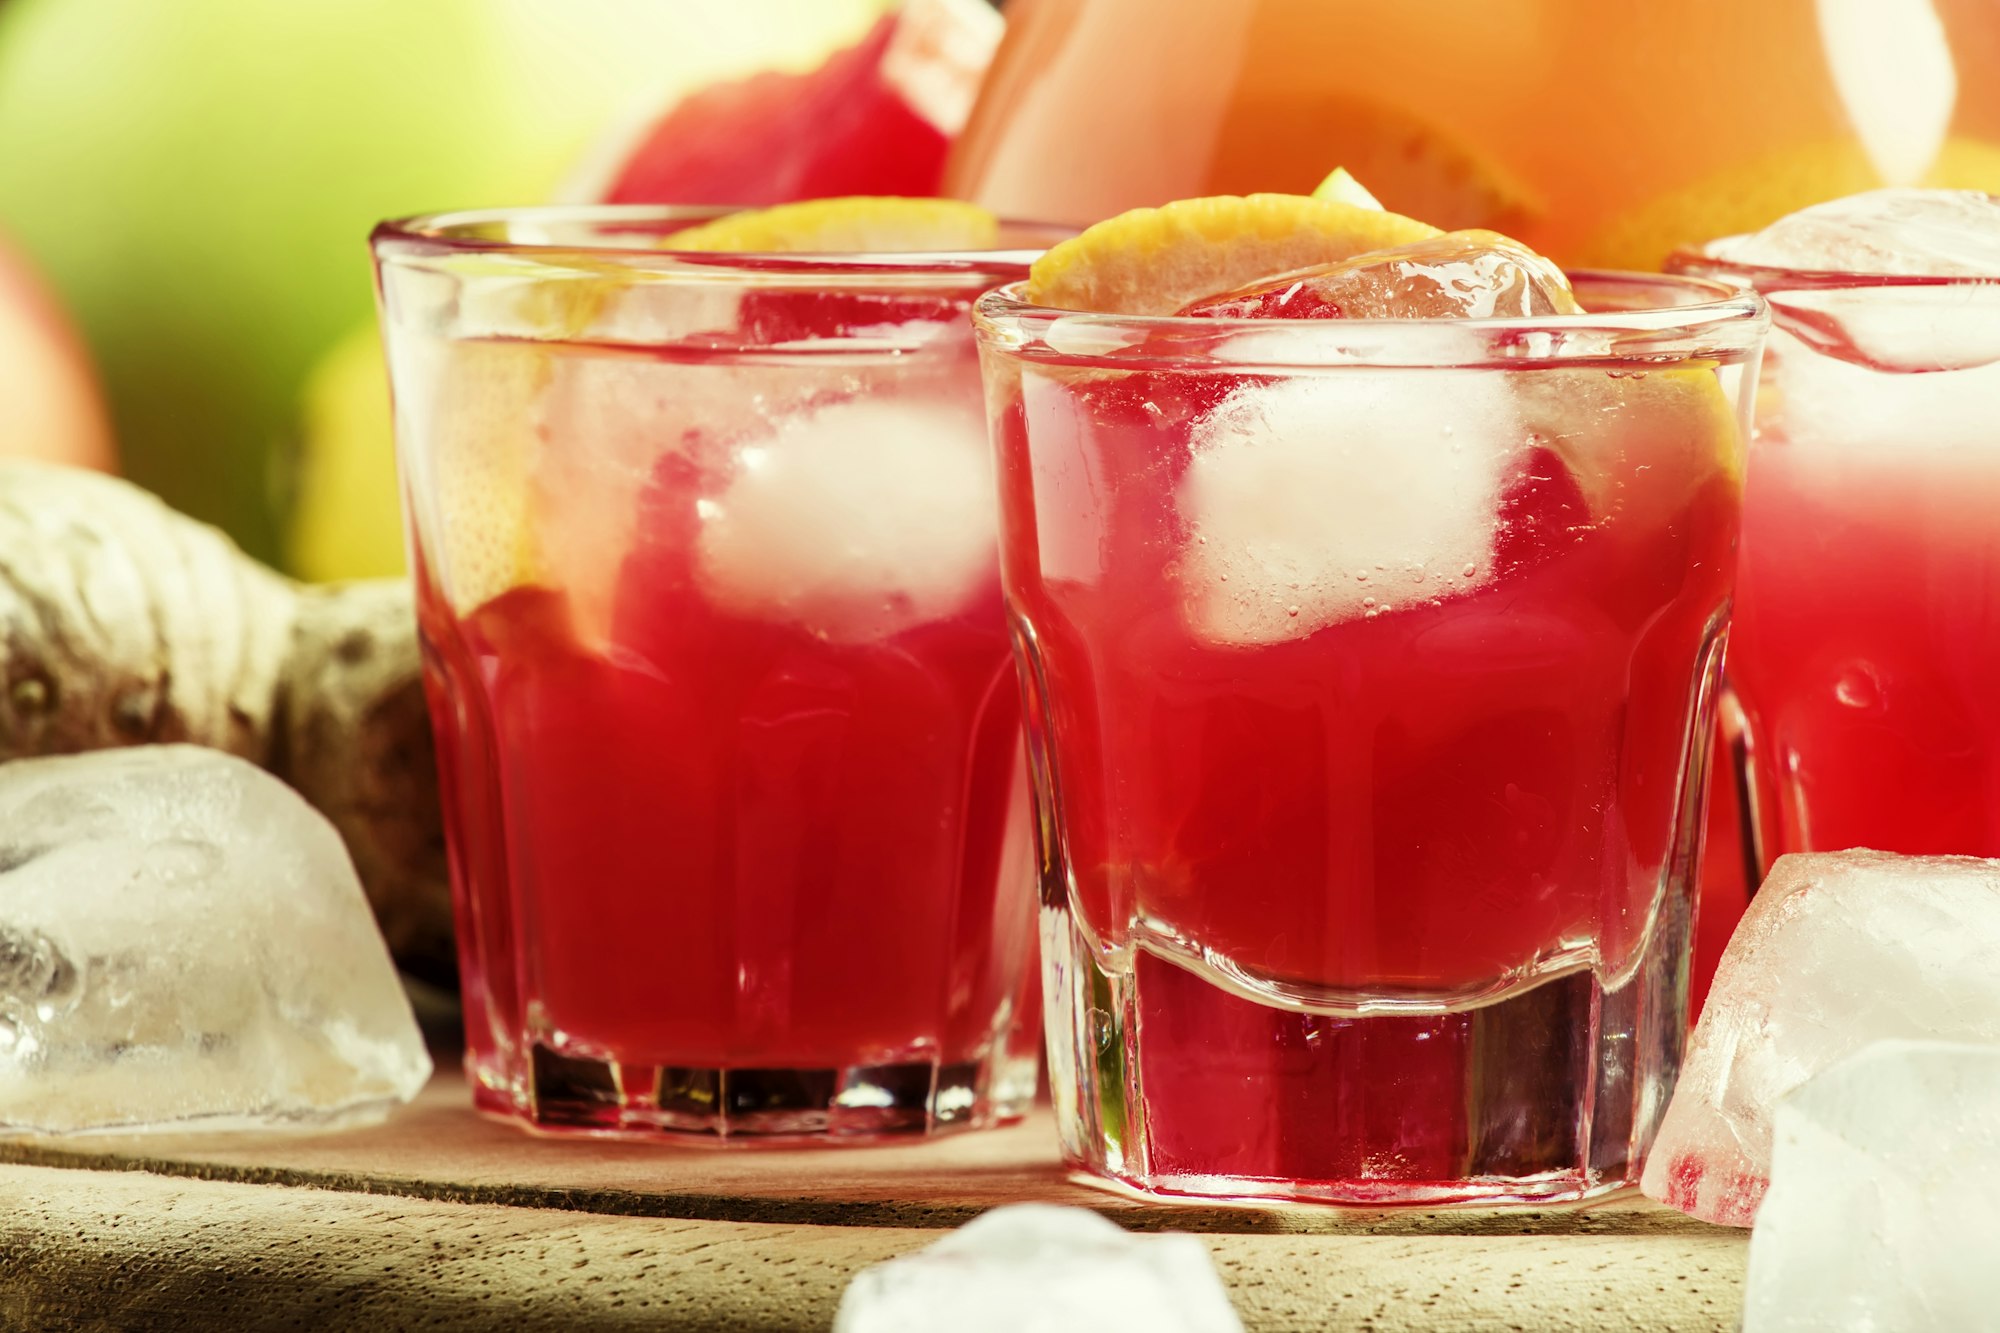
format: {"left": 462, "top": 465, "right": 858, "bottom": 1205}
{"left": 0, "top": 462, "right": 453, "bottom": 985}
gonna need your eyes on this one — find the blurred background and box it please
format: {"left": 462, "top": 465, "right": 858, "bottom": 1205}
{"left": 3, "top": 0, "right": 1998, "bottom": 583}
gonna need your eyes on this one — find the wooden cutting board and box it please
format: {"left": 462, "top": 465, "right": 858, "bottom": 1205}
{"left": 0, "top": 1072, "right": 1747, "bottom": 1331}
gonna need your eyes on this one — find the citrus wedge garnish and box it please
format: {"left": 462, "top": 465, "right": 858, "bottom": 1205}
{"left": 1519, "top": 364, "right": 1744, "bottom": 526}
{"left": 418, "top": 338, "right": 555, "bottom": 616}
{"left": 1025, "top": 193, "right": 1441, "bottom": 314}
{"left": 1311, "top": 167, "right": 1385, "bottom": 210}
{"left": 664, "top": 196, "right": 1000, "bottom": 252}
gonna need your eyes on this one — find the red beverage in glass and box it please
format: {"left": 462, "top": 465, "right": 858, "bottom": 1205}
{"left": 977, "top": 272, "right": 1764, "bottom": 1202}
{"left": 1676, "top": 251, "right": 2000, "bottom": 869}
{"left": 376, "top": 207, "right": 1049, "bottom": 1140}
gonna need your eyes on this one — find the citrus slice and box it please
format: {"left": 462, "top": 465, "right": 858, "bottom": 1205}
{"left": 1576, "top": 136, "right": 2000, "bottom": 271}
{"left": 1311, "top": 167, "right": 1384, "bottom": 210}
{"left": 664, "top": 196, "right": 1000, "bottom": 252}
{"left": 1025, "top": 193, "right": 1441, "bottom": 314}
{"left": 414, "top": 337, "right": 555, "bottom": 616}
{"left": 1519, "top": 364, "right": 1743, "bottom": 528}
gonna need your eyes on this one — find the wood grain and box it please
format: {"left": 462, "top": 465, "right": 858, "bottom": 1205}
{"left": 0, "top": 1075, "right": 1724, "bottom": 1238}
{"left": 0, "top": 1162, "right": 1747, "bottom": 1332}
{"left": 0, "top": 1072, "right": 1749, "bottom": 1330}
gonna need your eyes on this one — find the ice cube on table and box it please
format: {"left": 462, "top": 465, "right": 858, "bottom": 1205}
{"left": 696, "top": 395, "right": 998, "bottom": 642}
{"left": 1178, "top": 230, "right": 1581, "bottom": 320}
{"left": 834, "top": 1203, "right": 1243, "bottom": 1333}
{"left": 1743, "top": 1039, "right": 2000, "bottom": 1332}
{"left": 0, "top": 746, "right": 430, "bottom": 1135}
{"left": 1174, "top": 370, "right": 1524, "bottom": 646}
{"left": 1641, "top": 850, "right": 2000, "bottom": 1227}
{"left": 1708, "top": 188, "right": 2000, "bottom": 276}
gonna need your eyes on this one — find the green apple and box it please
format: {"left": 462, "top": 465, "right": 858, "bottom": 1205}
{"left": 0, "top": 0, "right": 890, "bottom": 564}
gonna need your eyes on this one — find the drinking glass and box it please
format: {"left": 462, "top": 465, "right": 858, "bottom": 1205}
{"left": 975, "top": 272, "right": 1767, "bottom": 1201}
{"left": 1673, "top": 247, "right": 2000, "bottom": 872}
{"left": 374, "top": 206, "right": 1058, "bottom": 1141}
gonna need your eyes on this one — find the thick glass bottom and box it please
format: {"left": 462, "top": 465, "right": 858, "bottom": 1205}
{"left": 1044, "top": 905, "right": 1692, "bottom": 1205}
{"left": 465, "top": 1042, "right": 1037, "bottom": 1145}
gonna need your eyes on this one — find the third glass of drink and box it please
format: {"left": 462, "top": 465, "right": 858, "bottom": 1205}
{"left": 976, "top": 193, "right": 1767, "bottom": 1203}
{"left": 374, "top": 201, "right": 1054, "bottom": 1141}
{"left": 1675, "top": 190, "right": 2000, "bottom": 872}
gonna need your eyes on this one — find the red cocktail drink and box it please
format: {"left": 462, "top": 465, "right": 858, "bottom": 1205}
{"left": 375, "top": 206, "right": 1049, "bottom": 1140}
{"left": 977, "top": 271, "right": 1764, "bottom": 1202}
{"left": 1674, "top": 193, "right": 2000, "bottom": 882}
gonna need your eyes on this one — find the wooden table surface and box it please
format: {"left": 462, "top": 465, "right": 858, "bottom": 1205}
{"left": 0, "top": 1072, "right": 1748, "bottom": 1331}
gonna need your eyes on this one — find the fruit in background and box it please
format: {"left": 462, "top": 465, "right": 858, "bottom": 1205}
{"left": 1577, "top": 137, "right": 2000, "bottom": 271}
{"left": 292, "top": 0, "right": 999, "bottom": 582}
{"left": 288, "top": 325, "right": 405, "bottom": 583}
{"left": 0, "top": 0, "right": 897, "bottom": 569}
{"left": 946, "top": 0, "right": 2000, "bottom": 265}
{"left": 564, "top": 0, "right": 1001, "bottom": 206}
{"left": 0, "top": 232, "right": 113, "bottom": 471}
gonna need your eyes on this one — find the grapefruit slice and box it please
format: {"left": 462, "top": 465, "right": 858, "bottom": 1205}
{"left": 1024, "top": 193, "right": 1441, "bottom": 314}
{"left": 565, "top": 0, "right": 1001, "bottom": 207}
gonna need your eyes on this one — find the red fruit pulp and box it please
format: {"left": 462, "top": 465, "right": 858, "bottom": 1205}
{"left": 591, "top": 1, "right": 998, "bottom": 208}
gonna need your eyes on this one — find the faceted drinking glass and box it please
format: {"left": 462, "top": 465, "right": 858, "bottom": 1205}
{"left": 1673, "top": 247, "right": 2000, "bottom": 873}
{"left": 974, "top": 273, "right": 1767, "bottom": 1202}
{"left": 373, "top": 207, "right": 1057, "bottom": 1141}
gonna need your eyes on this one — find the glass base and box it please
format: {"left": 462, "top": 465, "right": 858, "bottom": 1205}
{"left": 1044, "top": 906, "right": 1691, "bottom": 1205}
{"left": 467, "top": 1043, "right": 1038, "bottom": 1145}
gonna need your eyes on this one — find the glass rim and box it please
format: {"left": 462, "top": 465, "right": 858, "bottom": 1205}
{"left": 972, "top": 270, "right": 1768, "bottom": 369}
{"left": 1668, "top": 244, "right": 2000, "bottom": 292}
{"left": 371, "top": 204, "right": 1068, "bottom": 280}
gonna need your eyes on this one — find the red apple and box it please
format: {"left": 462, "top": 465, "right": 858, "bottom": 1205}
{"left": 0, "top": 233, "right": 113, "bottom": 470}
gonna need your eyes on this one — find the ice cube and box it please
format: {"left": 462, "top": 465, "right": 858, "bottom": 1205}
{"left": 1641, "top": 850, "right": 2000, "bottom": 1227}
{"left": 1762, "top": 322, "right": 2000, "bottom": 452}
{"left": 1174, "top": 370, "right": 1524, "bottom": 646}
{"left": 1709, "top": 188, "right": 2000, "bottom": 276}
{"left": 0, "top": 746, "right": 431, "bottom": 1134}
{"left": 1179, "top": 230, "right": 1581, "bottom": 320}
{"left": 833, "top": 1203, "right": 1243, "bottom": 1333}
{"left": 1742, "top": 1039, "right": 2000, "bottom": 1332}
{"left": 696, "top": 395, "right": 998, "bottom": 641}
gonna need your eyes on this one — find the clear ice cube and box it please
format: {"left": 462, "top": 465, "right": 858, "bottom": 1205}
{"left": 1742, "top": 1039, "right": 2000, "bottom": 1332}
{"left": 833, "top": 1204, "right": 1244, "bottom": 1333}
{"left": 1641, "top": 850, "right": 2000, "bottom": 1226}
{"left": 1174, "top": 369, "right": 1524, "bottom": 646}
{"left": 1709, "top": 188, "right": 2000, "bottom": 276}
{"left": 696, "top": 394, "right": 998, "bottom": 641}
{"left": 0, "top": 746, "right": 431, "bottom": 1134}
{"left": 1179, "top": 230, "right": 1582, "bottom": 320}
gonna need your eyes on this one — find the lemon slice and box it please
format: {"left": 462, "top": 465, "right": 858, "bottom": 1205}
{"left": 665, "top": 196, "right": 1000, "bottom": 252}
{"left": 1520, "top": 364, "right": 1743, "bottom": 526}
{"left": 417, "top": 338, "right": 555, "bottom": 616}
{"left": 1311, "top": 167, "right": 1384, "bottom": 210}
{"left": 1025, "top": 193, "right": 1441, "bottom": 314}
